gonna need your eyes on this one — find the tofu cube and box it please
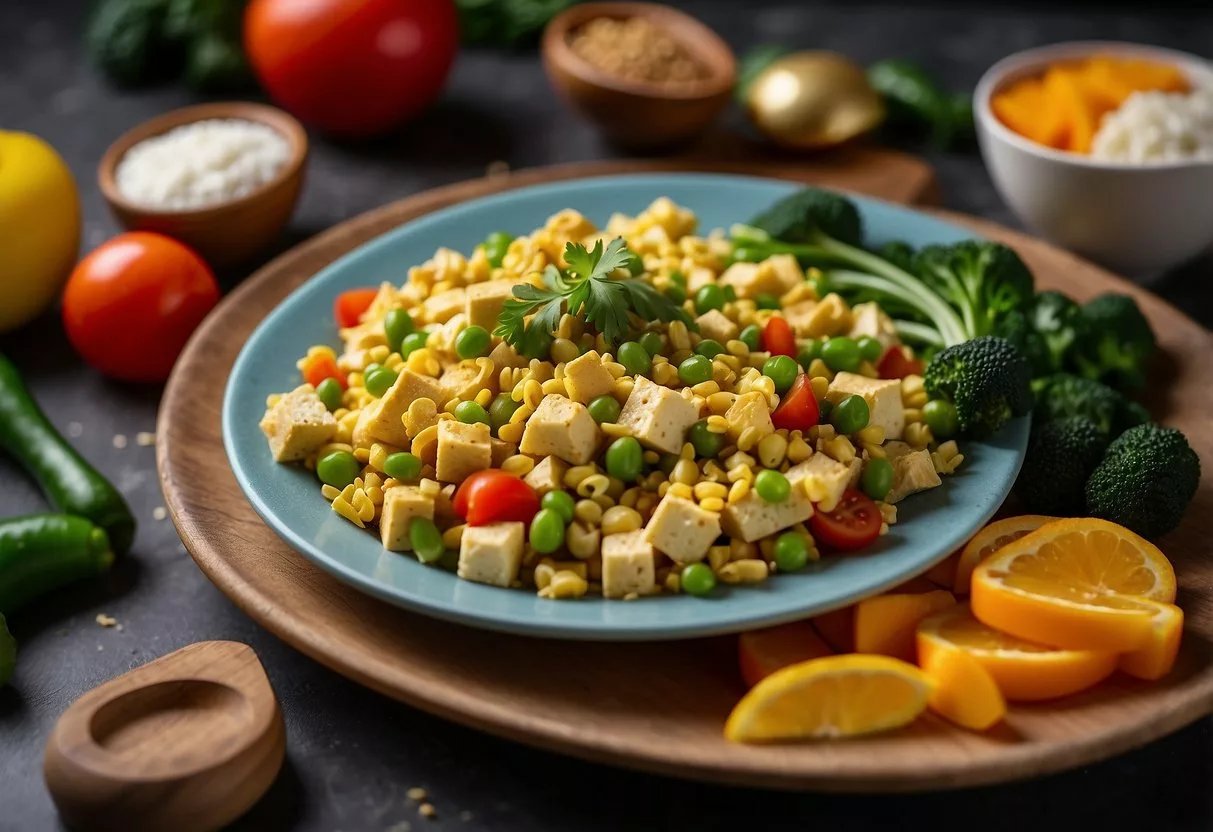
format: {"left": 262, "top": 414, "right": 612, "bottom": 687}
{"left": 826, "top": 372, "right": 905, "bottom": 441}
{"left": 617, "top": 376, "right": 698, "bottom": 455}
{"left": 439, "top": 360, "right": 495, "bottom": 403}
{"left": 797, "top": 453, "right": 853, "bottom": 513}
{"left": 458, "top": 522, "right": 525, "bottom": 588}
{"left": 601, "top": 530, "right": 657, "bottom": 598}
{"left": 644, "top": 496, "right": 720, "bottom": 564}
{"left": 695, "top": 309, "right": 739, "bottom": 344}
{"left": 488, "top": 340, "right": 528, "bottom": 369}
{"left": 435, "top": 419, "right": 492, "bottom": 483}
{"left": 685, "top": 266, "right": 717, "bottom": 293}
{"left": 725, "top": 392, "right": 774, "bottom": 443}
{"left": 718, "top": 254, "right": 802, "bottom": 299}
{"left": 848, "top": 302, "right": 900, "bottom": 348}
{"left": 259, "top": 385, "right": 338, "bottom": 462}
{"left": 887, "top": 448, "right": 942, "bottom": 504}
{"left": 423, "top": 287, "right": 467, "bottom": 324}
{"left": 562, "top": 350, "right": 615, "bottom": 404}
{"left": 379, "top": 486, "right": 435, "bottom": 551}
{"left": 465, "top": 279, "right": 516, "bottom": 330}
{"left": 785, "top": 293, "right": 852, "bottom": 338}
{"left": 524, "top": 455, "right": 569, "bottom": 494}
{"left": 364, "top": 369, "right": 448, "bottom": 447}
{"left": 720, "top": 461, "right": 816, "bottom": 542}
{"left": 519, "top": 394, "right": 600, "bottom": 465}
{"left": 490, "top": 437, "right": 517, "bottom": 467}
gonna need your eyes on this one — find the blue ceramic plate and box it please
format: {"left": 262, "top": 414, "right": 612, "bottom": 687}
{"left": 223, "top": 173, "right": 1028, "bottom": 641}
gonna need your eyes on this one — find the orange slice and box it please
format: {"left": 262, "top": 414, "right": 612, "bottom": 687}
{"left": 971, "top": 518, "right": 1177, "bottom": 652}
{"left": 739, "top": 621, "right": 834, "bottom": 688}
{"left": 921, "top": 646, "right": 1006, "bottom": 731}
{"left": 953, "top": 515, "right": 1058, "bottom": 595}
{"left": 854, "top": 590, "right": 957, "bottom": 662}
{"left": 1119, "top": 602, "right": 1185, "bottom": 681}
{"left": 918, "top": 604, "right": 1117, "bottom": 701}
{"left": 724, "top": 654, "right": 933, "bottom": 742}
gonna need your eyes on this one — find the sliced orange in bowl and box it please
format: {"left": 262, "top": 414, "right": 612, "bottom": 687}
{"left": 724, "top": 654, "right": 933, "bottom": 742}
{"left": 971, "top": 518, "right": 1177, "bottom": 652}
{"left": 953, "top": 515, "right": 1058, "bottom": 595}
{"left": 917, "top": 604, "right": 1117, "bottom": 701}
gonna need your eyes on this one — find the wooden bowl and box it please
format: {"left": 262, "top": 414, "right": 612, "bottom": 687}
{"left": 542, "top": 2, "right": 736, "bottom": 150}
{"left": 98, "top": 102, "right": 308, "bottom": 269}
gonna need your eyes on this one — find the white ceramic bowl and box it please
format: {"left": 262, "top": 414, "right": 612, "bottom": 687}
{"left": 975, "top": 41, "right": 1213, "bottom": 276}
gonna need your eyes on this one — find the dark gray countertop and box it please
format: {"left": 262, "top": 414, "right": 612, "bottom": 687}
{"left": 2, "top": 1, "right": 1212, "bottom": 829}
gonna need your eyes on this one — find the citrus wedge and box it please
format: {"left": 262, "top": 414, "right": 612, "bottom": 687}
{"left": 953, "top": 515, "right": 1058, "bottom": 595}
{"left": 854, "top": 590, "right": 956, "bottom": 662}
{"left": 724, "top": 654, "right": 933, "bottom": 742}
{"left": 1119, "top": 602, "right": 1185, "bottom": 681}
{"left": 917, "top": 604, "right": 1117, "bottom": 701}
{"left": 921, "top": 646, "right": 1006, "bottom": 731}
{"left": 811, "top": 577, "right": 939, "bottom": 653}
{"left": 739, "top": 621, "right": 834, "bottom": 688}
{"left": 971, "top": 518, "right": 1177, "bottom": 652}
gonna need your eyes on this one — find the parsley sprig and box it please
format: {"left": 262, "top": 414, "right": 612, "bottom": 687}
{"left": 493, "top": 237, "right": 692, "bottom": 358}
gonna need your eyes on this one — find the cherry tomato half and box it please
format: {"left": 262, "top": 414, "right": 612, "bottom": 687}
{"left": 762, "top": 315, "right": 797, "bottom": 357}
{"left": 877, "top": 345, "right": 926, "bottom": 379}
{"left": 334, "top": 288, "right": 379, "bottom": 328}
{"left": 809, "top": 489, "right": 882, "bottom": 552}
{"left": 771, "top": 373, "right": 820, "bottom": 432}
{"left": 62, "top": 232, "right": 219, "bottom": 382}
{"left": 245, "top": 0, "right": 458, "bottom": 138}
{"left": 302, "top": 352, "right": 346, "bottom": 389}
{"left": 453, "top": 470, "right": 541, "bottom": 527}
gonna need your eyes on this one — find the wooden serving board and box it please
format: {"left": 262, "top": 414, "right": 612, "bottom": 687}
{"left": 158, "top": 151, "right": 1213, "bottom": 792}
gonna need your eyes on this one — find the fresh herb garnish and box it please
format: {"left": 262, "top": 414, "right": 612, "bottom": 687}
{"left": 494, "top": 238, "right": 692, "bottom": 358}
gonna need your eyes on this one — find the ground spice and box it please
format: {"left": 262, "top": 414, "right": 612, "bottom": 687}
{"left": 568, "top": 17, "right": 707, "bottom": 85}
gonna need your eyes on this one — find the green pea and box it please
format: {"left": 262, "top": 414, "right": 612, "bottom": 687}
{"left": 669, "top": 270, "right": 687, "bottom": 286}
{"left": 364, "top": 366, "right": 398, "bottom": 398}
{"left": 797, "top": 339, "right": 823, "bottom": 369}
{"left": 861, "top": 457, "right": 894, "bottom": 501}
{"left": 821, "top": 336, "right": 861, "bottom": 373}
{"left": 529, "top": 508, "right": 566, "bottom": 554}
{"left": 317, "top": 451, "right": 361, "bottom": 489}
{"left": 624, "top": 251, "right": 645, "bottom": 276}
{"left": 454, "top": 401, "right": 491, "bottom": 426}
{"left": 681, "top": 562, "right": 717, "bottom": 597}
{"left": 409, "top": 517, "right": 445, "bottom": 564}
{"left": 605, "top": 436, "right": 643, "bottom": 482}
{"left": 678, "top": 355, "right": 713, "bottom": 386}
{"left": 688, "top": 420, "right": 724, "bottom": 458}
{"left": 587, "top": 395, "right": 622, "bottom": 424}
{"left": 756, "top": 293, "right": 781, "bottom": 310}
{"left": 729, "top": 246, "right": 758, "bottom": 265}
{"left": 754, "top": 469, "right": 790, "bottom": 503}
{"left": 401, "top": 331, "right": 429, "bottom": 358}
{"left": 617, "top": 341, "right": 651, "bottom": 376}
{"left": 483, "top": 231, "right": 513, "bottom": 268}
{"left": 923, "top": 399, "right": 959, "bottom": 439}
{"left": 364, "top": 362, "right": 382, "bottom": 374}
{"left": 857, "top": 336, "right": 884, "bottom": 362}
{"left": 489, "top": 393, "right": 522, "bottom": 431}
{"left": 831, "top": 394, "right": 870, "bottom": 434}
{"left": 384, "top": 308, "right": 415, "bottom": 352}
{"left": 315, "top": 377, "right": 343, "bottom": 412}
{"left": 694, "top": 339, "right": 725, "bottom": 359}
{"left": 774, "top": 532, "right": 810, "bottom": 572}
{"left": 695, "top": 285, "right": 725, "bottom": 314}
{"left": 383, "top": 452, "right": 423, "bottom": 482}
{"left": 541, "top": 490, "right": 576, "bottom": 524}
{"left": 666, "top": 283, "right": 686, "bottom": 304}
{"left": 455, "top": 325, "right": 491, "bottom": 359}
{"left": 762, "top": 355, "right": 799, "bottom": 394}
{"left": 722, "top": 285, "right": 737, "bottom": 302}
{"left": 638, "top": 331, "right": 664, "bottom": 357}
{"left": 739, "top": 324, "right": 762, "bottom": 352}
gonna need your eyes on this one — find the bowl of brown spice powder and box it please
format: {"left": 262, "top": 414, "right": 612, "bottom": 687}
{"left": 542, "top": 2, "right": 736, "bottom": 149}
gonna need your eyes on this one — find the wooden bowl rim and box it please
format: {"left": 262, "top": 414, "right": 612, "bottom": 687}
{"left": 542, "top": 1, "right": 737, "bottom": 102}
{"left": 97, "top": 101, "right": 309, "bottom": 221}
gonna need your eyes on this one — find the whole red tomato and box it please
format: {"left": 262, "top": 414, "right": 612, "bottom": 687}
{"left": 62, "top": 232, "right": 219, "bottom": 382}
{"left": 245, "top": 0, "right": 459, "bottom": 137}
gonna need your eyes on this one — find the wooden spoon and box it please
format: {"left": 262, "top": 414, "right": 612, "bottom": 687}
{"left": 44, "top": 641, "right": 285, "bottom": 832}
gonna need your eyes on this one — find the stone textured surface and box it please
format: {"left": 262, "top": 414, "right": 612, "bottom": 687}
{"left": 1, "top": 0, "right": 1211, "bottom": 829}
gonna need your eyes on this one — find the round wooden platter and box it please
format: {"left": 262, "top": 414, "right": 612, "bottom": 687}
{"left": 158, "top": 154, "right": 1213, "bottom": 792}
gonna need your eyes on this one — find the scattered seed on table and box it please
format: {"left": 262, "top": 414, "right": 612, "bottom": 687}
{"left": 407, "top": 787, "right": 428, "bottom": 802}
{"left": 136, "top": 431, "right": 156, "bottom": 446}
{"left": 153, "top": 506, "right": 167, "bottom": 521}
{"left": 95, "top": 614, "right": 117, "bottom": 628}
{"left": 419, "top": 803, "right": 436, "bottom": 819}
{"left": 112, "top": 434, "right": 127, "bottom": 449}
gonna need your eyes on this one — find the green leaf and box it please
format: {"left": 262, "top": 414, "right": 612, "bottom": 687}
{"left": 584, "top": 278, "right": 631, "bottom": 346}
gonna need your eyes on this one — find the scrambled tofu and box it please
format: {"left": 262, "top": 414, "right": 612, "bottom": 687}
{"left": 827, "top": 372, "right": 905, "bottom": 441}
{"left": 439, "top": 359, "right": 495, "bottom": 403}
{"left": 519, "top": 395, "right": 600, "bottom": 465}
{"left": 797, "top": 453, "right": 853, "bottom": 513}
{"left": 423, "top": 287, "right": 467, "bottom": 324}
{"left": 436, "top": 419, "right": 492, "bottom": 482}
{"left": 887, "top": 447, "right": 942, "bottom": 503}
{"left": 644, "top": 495, "right": 721, "bottom": 563}
{"left": 848, "top": 302, "right": 899, "bottom": 348}
{"left": 458, "top": 522, "right": 525, "bottom": 587}
{"left": 725, "top": 392, "right": 774, "bottom": 443}
{"left": 358, "top": 369, "right": 448, "bottom": 447}
{"left": 718, "top": 254, "right": 802, "bottom": 299}
{"left": 601, "top": 530, "right": 657, "bottom": 598}
{"left": 617, "top": 376, "right": 698, "bottom": 454}
{"left": 720, "top": 460, "right": 816, "bottom": 541}
{"left": 380, "top": 486, "right": 435, "bottom": 551}
{"left": 562, "top": 350, "right": 615, "bottom": 404}
{"left": 259, "top": 385, "right": 337, "bottom": 462}
{"left": 695, "top": 309, "right": 738, "bottom": 344}
{"left": 488, "top": 340, "right": 527, "bottom": 369}
{"left": 465, "top": 279, "right": 516, "bottom": 330}
{"left": 524, "top": 455, "right": 568, "bottom": 493}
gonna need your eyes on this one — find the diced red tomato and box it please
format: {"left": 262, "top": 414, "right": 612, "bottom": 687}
{"left": 810, "top": 489, "right": 883, "bottom": 552}
{"left": 771, "top": 373, "right": 819, "bottom": 431}
{"left": 762, "top": 315, "right": 796, "bottom": 357}
{"left": 453, "top": 470, "right": 541, "bottom": 527}
{"left": 877, "top": 345, "right": 925, "bottom": 379}
{"left": 739, "top": 621, "right": 834, "bottom": 688}
{"left": 334, "top": 288, "right": 379, "bottom": 328}
{"left": 301, "top": 352, "right": 346, "bottom": 389}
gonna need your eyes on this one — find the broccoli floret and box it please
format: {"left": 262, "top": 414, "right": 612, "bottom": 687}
{"left": 913, "top": 241, "right": 1035, "bottom": 340}
{"left": 994, "top": 309, "right": 1051, "bottom": 376}
{"left": 1071, "top": 293, "right": 1156, "bottom": 392}
{"left": 1114, "top": 399, "right": 1151, "bottom": 436}
{"left": 1016, "top": 417, "right": 1109, "bottom": 515}
{"left": 923, "top": 336, "right": 1033, "bottom": 439}
{"left": 86, "top": 0, "right": 177, "bottom": 87}
{"left": 1029, "top": 290, "right": 1084, "bottom": 374}
{"left": 1086, "top": 424, "right": 1200, "bottom": 539}
{"left": 877, "top": 240, "right": 916, "bottom": 273}
{"left": 749, "top": 188, "right": 864, "bottom": 246}
{"left": 1031, "top": 374, "right": 1135, "bottom": 437}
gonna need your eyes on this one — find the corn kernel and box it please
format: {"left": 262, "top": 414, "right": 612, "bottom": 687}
{"left": 708, "top": 545, "right": 730, "bottom": 572}
{"left": 551, "top": 337, "right": 581, "bottom": 363}
{"left": 321, "top": 484, "right": 341, "bottom": 501}
{"left": 718, "top": 560, "right": 768, "bottom": 584}
{"left": 693, "top": 481, "right": 728, "bottom": 501}
{"left": 501, "top": 454, "right": 535, "bottom": 477}
{"left": 671, "top": 459, "right": 699, "bottom": 485}
{"left": 442, "top": 524, "right": 466, "bottom": 549}
{"left": 698, "top": 496, "right": 725, "bottom": 512}
{"left": 756, "top": 433, "right": 788, "bottom": 468}
{"left": 600, "top": 422, "right": 633, "bottom": 438}
{"left": 727, "top": 478, "right": 751, "bottom": 505}
{"left": 601, "top": 506, "right": 643, "bottom": 535}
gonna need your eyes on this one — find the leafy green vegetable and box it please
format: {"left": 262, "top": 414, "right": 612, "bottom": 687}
{"left": 456, "top": 0, "right": 574, "bottom": 48}
{"left": 1028, "top": 290, "right": 1084, "bottom": 374}
{"left": 494, "top": 238, "right": 690, "bottom": 359}
{"left": 1031, "top": 374, "right": 1147, "bottom": 438}
{"left": 1070, "top": 293, "right": 1156, "bottom": 392}
{"left": 748, "top": 187, "right": 864, "bottom": 246}
{"left": 913, "top": 241, "right": 1035, "bottom": 342}
{"left": 1016, "top": 417, "right": 1108, "bottom": 516}
{"left": 923, "top": 336, "right": 1033, "bottom": 438}
{"left": 867, "top": 59, "right": 973, "bottom": 150}
{"left": 1086, "top": 424, "right": 1200, "bottom": 539}
{"left": 86, "top": 0, "right": 177, "bottom": 87}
